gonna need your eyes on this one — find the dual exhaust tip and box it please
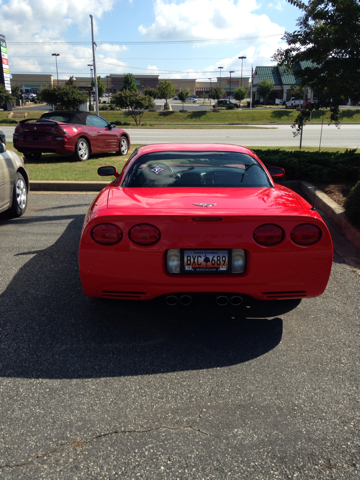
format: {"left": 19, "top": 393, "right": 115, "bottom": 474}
{"left": 165, "top": 294, "right": 243, "bottom": 306}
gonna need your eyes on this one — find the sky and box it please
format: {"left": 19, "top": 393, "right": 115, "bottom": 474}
{"left": 1, "top": 0, "right": 302, "bottom": 81}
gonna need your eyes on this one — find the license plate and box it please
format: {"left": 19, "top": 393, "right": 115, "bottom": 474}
{"left": 183, "top": 250, "right": 229, "bottom": 273}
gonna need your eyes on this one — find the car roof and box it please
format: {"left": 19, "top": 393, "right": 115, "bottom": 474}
{"left": 135, "top": 143, "right": 255, "bottom": 156}
{"left": 40, "top": 111, "right": 95, "bottom": 125}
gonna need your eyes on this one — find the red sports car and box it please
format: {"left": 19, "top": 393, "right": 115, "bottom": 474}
{"left": 13, "top": 111, "right": 130, "bottom": 162}
{"left": 79, "top": 144, "right": 333, "bottom": 305}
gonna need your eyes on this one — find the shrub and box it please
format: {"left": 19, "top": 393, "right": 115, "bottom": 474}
{"left": 226, "top": 104, "right": 236, "bottom": 110}
{"left": 344, "top": 181, "right": 360, "bottom": 228}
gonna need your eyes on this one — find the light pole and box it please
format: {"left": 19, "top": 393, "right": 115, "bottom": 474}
{"left": 87, "top": 64, "right": 93, "bottom": 110}
{"left": 218, "top": 66, "right": 223, "bottom": 89}
{"left": 106, "top": 75, "right": 109, "bottom": 94}
{"left": 52, "top": 53, "right": 60, "bottom": 84}
{"left": 208, "top": 77, "right": 212, "bottom": 105}
{"left": 229, "top": 70, "right": 234, "bottom": 98}
{"left": 238, "top": 56, "right": 246, "bottom": 87}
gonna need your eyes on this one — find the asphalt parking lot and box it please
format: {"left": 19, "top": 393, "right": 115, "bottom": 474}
{"left": 0, "top": 193, "right": 359, "bottom": 479}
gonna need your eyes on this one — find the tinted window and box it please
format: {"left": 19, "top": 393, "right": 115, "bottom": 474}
{"left": 41, "top": 115, "right": 70, "bottom": 122}
{"left": 88, "top": 115, "right": 108, "bottom": 128}
{"left": 124, "top": 151, "right": 272, "bottom": 188}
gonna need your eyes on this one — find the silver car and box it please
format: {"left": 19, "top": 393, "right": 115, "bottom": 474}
{"left": 0, "top": 143, "right": 29, "bottom": 217}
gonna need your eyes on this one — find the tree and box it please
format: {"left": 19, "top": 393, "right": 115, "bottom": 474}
{"left": 0, "top": 84, "right": 13, "bottom": 106}
{"left": 111, "top": 90, "right": 155, "bottom": 125}
{"left": 156, "top": 80, "right": 176, "bottom": 107}
{"left": 256, "top": 80, "right": 274, "bottom": 103}
{"left": 143, "top": 86, "right": 158, "bottom": 99}
{"left": 273, "top": 0, "right": 360, "bottom": 131}
{"left": 209, "top": 87, "right": 225, "bottom": 101}
{"left": 233, "top": 86, "right": 248, "bottom": 103}
{"left": 11, "top": 85, "right": 21, "bottom": 98}
{"left": 38, "top": 85, "right": 87, "bottom": 110}
{"left": 121, "top": 73, "right": 138, "bottom": 93}
{"left": 91, "top": 76, "right": 106, "bottom": 98}
{"left": 65, "top": 76, "right": 76, "bottom": 86}
{"left": 178, "top": 88, "right": 190, "bottom": 111}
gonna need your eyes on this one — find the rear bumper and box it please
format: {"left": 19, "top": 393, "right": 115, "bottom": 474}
{"left": 13, "top": 137, "right": 74, "bottom": 155}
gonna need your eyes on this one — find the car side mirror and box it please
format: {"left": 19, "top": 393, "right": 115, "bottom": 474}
{"left": 108, "top": 123, "right": 116, "bottom": 130}
{"left": 267, "top": 166, "right": 285, "bottom": 179}
{"left": 98, "top": 166, "right": 119, "bottom": 177}
{"left": 0, "top": 143, "right": 6, "bottom": 153}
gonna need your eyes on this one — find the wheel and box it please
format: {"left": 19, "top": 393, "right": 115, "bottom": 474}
{"left": 74, "top": 138, "right": 90, "bottom": 161}
{"left": 24, "top": 152, "right": 42, "bottom": 161}
{"left": 9, "top": 172, "right": 27, "bottom": 218}
{"left": 117, "top": 136, "right": 129, "bottom": 156}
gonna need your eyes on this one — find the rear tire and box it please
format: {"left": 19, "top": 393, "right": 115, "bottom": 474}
{"left": 74, "top": 138, "right": 90, "bottom": 161}
{"left": 9, "top": 172, "right": 27, "bottom": 218}
{"left": 117, "top": 136, "right": 129, "bottom": 156}
{"left": 24, "top": 152, "right": 42, "bottom": 161}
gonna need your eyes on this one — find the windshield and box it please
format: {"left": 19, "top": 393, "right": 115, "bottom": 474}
{"left": 124, "top": 151, "right": 272, "bottom": 188}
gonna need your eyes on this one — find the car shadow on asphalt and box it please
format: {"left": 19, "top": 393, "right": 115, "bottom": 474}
{"left": 0, "top": 216, "right": 301, "bottom": 379}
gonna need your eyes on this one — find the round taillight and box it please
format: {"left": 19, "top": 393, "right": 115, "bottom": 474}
{"left": 129, "top": 224, "right": 160, "bottom": 245}
{"left": 254, "top": 224, "right": 284, "bottom": 246}
{"left": 91, "top": 223, "right": 123, "bottom": 245}
{"left": 291, "top": 224, "right": 321, "bottom": 245}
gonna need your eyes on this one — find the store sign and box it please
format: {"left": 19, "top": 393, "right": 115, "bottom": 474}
{"left": 0, "top": 34, "right": 11, "bottom": 93}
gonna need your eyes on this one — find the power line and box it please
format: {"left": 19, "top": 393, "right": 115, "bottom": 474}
{"left": 7, "top": 33, "right": 283, "bottom": 46}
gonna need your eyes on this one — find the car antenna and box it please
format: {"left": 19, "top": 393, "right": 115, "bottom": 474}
{"left": 311, "top": 184, "right": 317, "bottom": 211}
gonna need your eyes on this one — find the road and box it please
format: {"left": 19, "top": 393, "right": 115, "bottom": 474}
{"left": 2, "top": 123, "right": 360, "bottom": 148}
{"left": 0, "top": 193, "right": 359, "bottom": 478}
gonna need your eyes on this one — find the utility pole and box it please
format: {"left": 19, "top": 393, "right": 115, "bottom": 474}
{"left": 52, "top": 53, "right": 60, "bottom": 84}
{"left": 208, "top": 78, "right": 212, "bottom": 105}
{"left": 229, "top": 71, "right": 234, "bottom": 98}
{"left": 238, "top": 56, "right": 246, "bottom": 87}
{"left": 90, "top": 15, "right": 99, "bottom": 116}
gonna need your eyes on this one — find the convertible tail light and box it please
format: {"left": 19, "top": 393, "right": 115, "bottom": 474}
{"left": 129, "top": 224, "right": 160, "bottom": 245}
{"left": 254, "top": 224, "right": 284, "bottom": 246}
{"left": 291, "top": 224, "right": 321, "bottom": 245}
{"left": 15, "top": 124, "right": 23, "bottom": 133}
{"left": 91, "top": 223, "right": 123, "bottom": 245}
{"left": 50, "top": 125, "right": 67, "bottom": 134}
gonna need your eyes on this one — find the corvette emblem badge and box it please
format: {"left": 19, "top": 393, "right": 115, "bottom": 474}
{"left": 193, "top": 203, "right": 216, "bottom": 207}
{"left": 151, "top": 166, "right": 164, "bottom": 175}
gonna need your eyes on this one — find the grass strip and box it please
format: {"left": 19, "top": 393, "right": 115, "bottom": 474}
{"left": 2, "top": 108, "right": 360, "bottom": 126}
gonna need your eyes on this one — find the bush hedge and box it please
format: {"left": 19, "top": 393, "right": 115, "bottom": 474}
{"left": 253, "top": 149, "right": 360, "bottom": 183}
{"left": 344, "top": 181, "right": 360, "bottom": 227}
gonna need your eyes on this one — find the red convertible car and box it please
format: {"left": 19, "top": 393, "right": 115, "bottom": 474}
{"left": 13, "top": 111, "right": 130, "bottom": 161}
{"left": 79, "top": 144, "right": 333, "bottom": 305}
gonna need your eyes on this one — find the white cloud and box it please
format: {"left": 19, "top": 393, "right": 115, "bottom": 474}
{"left": 268, "top": 1, "right": 283, "bottom": 10}
{"left": 139, "top": 0, "right": 284, "bottom": 44}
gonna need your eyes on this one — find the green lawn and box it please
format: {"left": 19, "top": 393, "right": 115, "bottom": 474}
{"left": 2, "top": 108, "right": 360, "bottom": 127}
{"left": 6, "top": 142, "right": 357, "bottom": 181}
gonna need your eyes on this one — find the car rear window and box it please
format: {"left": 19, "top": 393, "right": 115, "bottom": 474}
{"left": 41, "top": 115, "right": 71, "bottom": 122}
{"left": 124, "top": 151, "right": 272, "bottom": 188}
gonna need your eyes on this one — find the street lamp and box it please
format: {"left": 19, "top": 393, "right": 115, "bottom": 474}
{"left": 208, "top": 77, "right": 212, "bottom": 105}
{"left": 106, "top": 75, "right": 109, "bottom": 93}
{"left": 87, "top": 64, "right": 93, "bottom": 109}
{"left": 238, "top": 56, "right": 246, "bottom": 87}
{"left": 52, "top": 53, "right": 60, "bottom": 85}
{"left": 229, "top": 71, "right": 234, "bottom": 98}
{"left": 218, "top": 66, "right": 223, "bottom": 88}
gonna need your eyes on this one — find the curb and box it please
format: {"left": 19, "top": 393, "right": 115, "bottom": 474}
{"left": 29, "top": 179, "right": 360, "bottom": 252}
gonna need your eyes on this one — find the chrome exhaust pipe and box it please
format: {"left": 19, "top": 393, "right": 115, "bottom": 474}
{"left": 216, "top": 295, "right": 229, "bottom": 306}
{"left": 165, "top": 295, "right": 178, "bottom": 306}
{"left": 230, "top": 296, "right": 243, "bottom": 306}
{"left": 179, "top": 295, "right": 192, "bottom": 306}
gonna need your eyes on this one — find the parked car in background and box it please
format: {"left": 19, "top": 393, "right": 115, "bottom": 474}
{"left": 79, "top": 143, "right": 333, "bottom": 303}
{"left": 13, "top": 110, "right": 131, "bottom": 162}
{"left": 0, "top": 128, "right": 6, "bottom": 144}
{"left": 216, "top": 99, "right": 240, "bottom": 108}
{"left": 0, "top": 143, "right": 29, "bottom": 218}
{"left": 285, "top": 97, "right": 303, "bottom": 109}
{"left": 173, "top": 96, "right": 179, "bottom": 100}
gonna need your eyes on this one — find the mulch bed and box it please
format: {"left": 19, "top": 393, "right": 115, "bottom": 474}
{"left": 315, "top": 183, "right": 356, "bottom": 208}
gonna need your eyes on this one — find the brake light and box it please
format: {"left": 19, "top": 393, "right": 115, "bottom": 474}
{"left": 91, "top": 224, "right": 123, "bottom": 245}
{"left": 291, "top": 224, "right": 321, "bottom": 245}
{"left": 254, "top": 224, "right": 284, "bottom": 246}
{"left": 15, "top": 124, "right": 23, "bottom": 133}
{"left": 129, "top": 224, "right": 160, "bottom": 245}
{"left": 50, "top": 125, "right": 67, "bottom": 134}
